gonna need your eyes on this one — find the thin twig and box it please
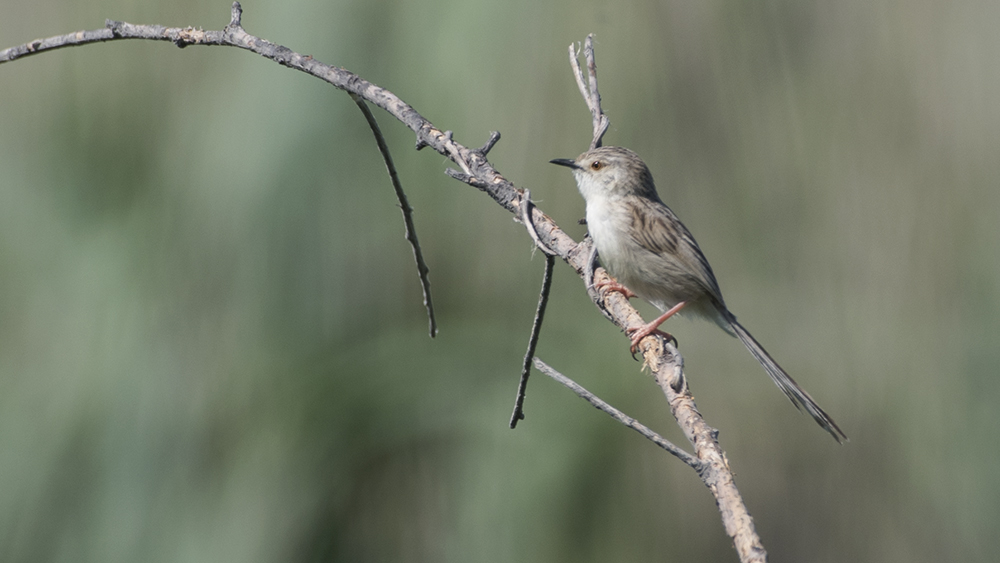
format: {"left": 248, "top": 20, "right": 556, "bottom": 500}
{"left": 509, "top": 254, "right": 555, "bottom": 428}
{"left": 584, "top": 37, "right": 601, "bottom": 111}
{"left": 509, "top": 191, "right": 558, "bottom": 424}
{"left": 351, "top": 94, "right": 437, "bottom": 337}
{"left": 533, "top": 358, "right": 700, "bottom": 468}
{"left": 569, "top": 43, "right": 590, "bottom": 115}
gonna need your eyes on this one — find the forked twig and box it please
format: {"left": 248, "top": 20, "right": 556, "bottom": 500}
{"left": 569, "top": 34, "right": 610, "bottom": 150}
{"left": 352, "top": 94, "right": 437, "bottom": 337}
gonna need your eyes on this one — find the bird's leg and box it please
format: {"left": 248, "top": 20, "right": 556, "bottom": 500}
{"left": 627, "top": 301, "right": 688, "bottom": 354}
{"left": 594, "top": 277, "right": 637, "bottom": 299}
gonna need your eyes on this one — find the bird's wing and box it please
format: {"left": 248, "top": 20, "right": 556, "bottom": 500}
{"left": 628, "top": 197, "right": 727, "bottom": 305}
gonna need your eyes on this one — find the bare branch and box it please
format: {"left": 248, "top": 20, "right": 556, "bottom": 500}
{"left": 3, "top": 12, "right": 768, "bottom": 560}
{"left": 0, "top": 28, "right": 115, "bottom": 61}
{"left": 568, "top": 34, "right": 610, "bottom": 150}
{"left": 351, "top": 94, "right": 437, "bottom": 337}
{"left": 571, "top": 269, "right": 769, "bottom": 562}
{"left": 533, "top": 358, "right": 699, "bottom": 467}
{"left": 2, "top": 3, "right": 522, "bottom": 214}
{"left": 640, "top": 338, "right": 768, "bottom": 563}
{"left": 509, "top": 253, "right": 555, "bottom": 428}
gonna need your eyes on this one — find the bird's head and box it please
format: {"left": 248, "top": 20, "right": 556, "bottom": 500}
{"left": 550, "top": 146, "right": 658, "bottom": 201}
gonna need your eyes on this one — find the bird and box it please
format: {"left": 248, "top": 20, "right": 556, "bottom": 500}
{"left": 551, "top": 146, "right": 846, "bottom": 442}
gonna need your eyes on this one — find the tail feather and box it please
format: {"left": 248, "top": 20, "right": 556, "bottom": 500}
{"left": 728, "top": 318, "right": 847, "bottom": 443}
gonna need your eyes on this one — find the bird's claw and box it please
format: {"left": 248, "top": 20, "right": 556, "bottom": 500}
{"left": 627, "top": 326, "right": 677, "bottom": 359}
{"left": 595, "top": 279, "right": 637, "bottom": 299}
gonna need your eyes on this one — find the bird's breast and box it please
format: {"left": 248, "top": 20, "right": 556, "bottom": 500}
{"left": 585, "top": 200, "right": 649, "bottom": 287}
{"left": 585, "top": 198, "right": 712, "bottom": 317}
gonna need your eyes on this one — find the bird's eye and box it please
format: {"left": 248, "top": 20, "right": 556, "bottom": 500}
{"left": 590, "top": 160, "right": 603, "bottom": 170}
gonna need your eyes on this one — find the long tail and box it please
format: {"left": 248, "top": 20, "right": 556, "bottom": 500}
{"left": 728, "top": 318, "right": 847, "bottom": 443}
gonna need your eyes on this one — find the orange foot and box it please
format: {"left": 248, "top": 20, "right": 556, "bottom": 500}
{"left": 594, "top": 278, "right": 636, "bottom": 299}
{"left": 625, "top": 301, "right": 688, "bottom": 356}
{"left": 627, "top": 325, "right": 677, "bottom": 355}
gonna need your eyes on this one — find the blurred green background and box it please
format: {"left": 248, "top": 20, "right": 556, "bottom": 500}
{"left": 1, "top": 0, "right": 998, "bottom": 561}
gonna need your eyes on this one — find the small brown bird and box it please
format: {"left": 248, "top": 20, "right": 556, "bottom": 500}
{"left": 552, "top": 146, "right": 846, "bottom": 442}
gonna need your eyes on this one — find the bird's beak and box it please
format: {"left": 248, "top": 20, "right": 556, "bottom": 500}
{"left": 549, "top": 158, "right": 580, "bottom": 169}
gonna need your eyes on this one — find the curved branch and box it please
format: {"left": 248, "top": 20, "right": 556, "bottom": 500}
{"left": 351, "top": 94, "right": 437, "bottom": 338}
{"left": 1, "top": 3, "right": 524, "bottom": 218}
{"left": 2, "top": 8, "right": 764, "bottom": 560}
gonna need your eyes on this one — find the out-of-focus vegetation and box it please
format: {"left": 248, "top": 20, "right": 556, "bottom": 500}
{"left": 1, "top": 1, "right": 998, "bottom": 561}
